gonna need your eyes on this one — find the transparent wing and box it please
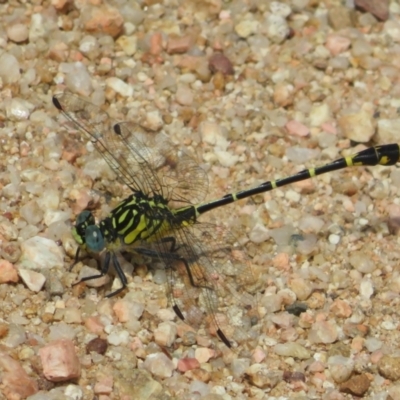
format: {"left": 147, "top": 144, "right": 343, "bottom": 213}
{"left": 53, "top": 93, "right": 208, "bottom": 205}
{"left": 147, "top": 222, "right": 261, "bottom": 348}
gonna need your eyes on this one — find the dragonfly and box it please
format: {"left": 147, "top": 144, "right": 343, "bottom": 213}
{"left": 53, "top": 92, "right": 400, "bottom": 348}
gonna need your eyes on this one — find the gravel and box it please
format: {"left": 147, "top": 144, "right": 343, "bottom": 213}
{"left": 1, "top": 0, "right": 400, "bottom": 399}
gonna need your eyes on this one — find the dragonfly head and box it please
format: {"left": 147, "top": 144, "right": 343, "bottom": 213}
{"left": 72, "top": 210, "right": 105, "bottom": 253}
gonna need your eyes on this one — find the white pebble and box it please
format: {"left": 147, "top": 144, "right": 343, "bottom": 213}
{"left": 79, "top": 35, "right": 97, "bottom": 54}
{"left": 328, "top": 234, "right": 340, "bottom": 245}
{"left": 359, "top": 278, "right": 374, "bottom": 299}
{"left": 63, "top": 62, "right": 93, "bottom": 96}
{"left": 365, "top": 337, "right": 382, "bottom": 352}
{"left": 154, "top": 322, "right": 177, "bottom": 347}
{"left": 107, "top": 329, "right": 130, "bottom": 346}
{"left": 270, "top": 1, "right": 292, "bottom": 17}
{"left": 0, "top": 53, "right": 21, "bottom": 83}
{"left": 18, "top": 236, "right": 64, "bottom": 270}
{"left": 377, "top": 118, "right": 400, "bottom": 143}
{"left": 266, "top": 14, "right": 290, "bottom": 44}
{"left": 249, "top": 223, "right": 270, "bottom": 244}
{"left": 143, "top": 353, "right": 175, "bottom": 378}
{"left": 106, "top": 77, "right": 134, "bottom": 97}
{"left": 29, "top": 13, "right": 47, "bottom": 41}
{"left": 175, "top": 84, "right": 194, "bottom": 106}
{"left": 309, "top": 103, "right": 331, "bottom": 127}
{"left": 328, "top": 355, "right": 354, "bottom": 383}
{"left": 18, "top": 269, "right": 46, "bottom": 292}
{"left": 338, "top": 111, "right": 374, "bottom": 143}
{"left": 381, "top": 320, "right": 396, "bottom": 330}
{"left": 235, "top": 19, "right": 260, "bottom": 39}
{"left": 7, "top": 23, "right": 29, "bottom": 43}
{"left": 274, "top": 342, "right": 310, "bottom": 359}
{"left": 349, "top": 251, "right": 375, "bottom": 274}
{"left": 116, "top": 35, "right": 138, "bottom": 56}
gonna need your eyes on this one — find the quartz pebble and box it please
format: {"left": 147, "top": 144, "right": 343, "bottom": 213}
{"left": 18, "top": 236, "right": 64, "bottom": 270}
{"left": 328, "top": 355, "right": 355, "bottom": 383}
{"left": 39, "top": 339, "right": 81, "bottom": 382}
{"left": 154, "top": 322, "right": 177, "bottom": 347}
{"left": 0, "top": 260, "right": 19, "bottom": 283}
{"left": 274, "top": 343, "right": 310, "bottom": 359}
{"left": 308, "top": 321, "right": 338, "bottom": 344}
{"left": 143, "top": 353, "right": 175, "bottom": 378}
{"left": 18, "top": 269, "right": 46, "bottom": 292}
{"left": 7, "top": 23, "right": 29, "bottom": 43}
{"left": 338, "top": 111, "right": 374, "bottom": 143}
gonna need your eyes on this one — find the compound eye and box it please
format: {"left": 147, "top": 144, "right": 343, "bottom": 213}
{"left": 76, "top": 210, "right": 95, "bottom": 226}
{"left": 85, "top": 225, "right": 105, "bottom": 253}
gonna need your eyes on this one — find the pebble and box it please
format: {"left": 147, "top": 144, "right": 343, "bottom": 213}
{"left": 0, "top": 260, "right": 19, "bottom": 283}
{"left": 86, "top": 338, "right": 108, "bottom": 355}
{"left": 195, "top": 347, "right": 214, "bottom": 364}
{"left": 265, "top": 14, "right": 290, "bottom": 43}
{"left": 328, "top": 6, "right": 355, "bottom": 30}
{"left": 154, "top": 322, "right": 177, "bottom": 347}
{"left": 0, "top": 351, "right": 38, "bottom": 398}
{"left": 289, "top": 277, "right": 312, "bottom": 300}
{"left": 62, "top": 61, "right": 93, "bottom": 96}
{"left": 349, "top": 251, "right": 375, "bottom": 273}
{"left": 82, "top": 6, "right": 124, "bottom": 38}
{"left": 208, "top": 53, "right": 234, "bottom": 75}
{"left": 308, "top": 321, "right": 338, "bottom": 344}
{"left": 143, "top": 353, "right": 175, "bottom": 378}
{"left": 106, "top": 77, "right": 134, "bottom": 97}
{"left": 285, "top": 120, "right": 309, "bottom": 137}
{"left": 7, "top": 23, "right": 29, "bottom": 43}
{"left": 273, "top": 343, "right": 310, "bottom": 359}
{"left": 355, "top": 0, "right": 389, "bottom": 21}
{"left": 325, "top": 35, "right": 351, "bottom": 56}
{"left": 0, "top": 53, "right": 21, "bottom": 83}
{"left": 246, "top": 364, "right": 282, "bottom": 389}
{"left": 177, "top": 358, "right": 200, "bottom": 372}
{"left": 39, "top": 339, "right": 81, "bottom": 382}
{"left": 175, "top": 84, "right": 194, "bottom": 106}
{"left": 338, "top": 111, "right": 374, "bottom": 143}
{"left": 328, "top": 355, "right": 355, "bottom": 383}
{"left": 359, "top": 278, "right": 374, "bottom": 299}
{"left": 18, "top": 236, "right": 64, "bottom": 270}
{"left": 113, "top": 298, "right": 144, "bottom": 322}
{"left": 18, "top": 269, "right": 46, "bottom": 292}
{"left": 270, "top": 1, "right": 292, "bottom": 18}
{"left": 330, "top": 299, "right": 352, "bottom": 318}
{"left": 29, "top": 13, "right": 47, "bottom": 42}
{"left": 116, "top": 35, "right": 138, "bottom": 56}
{"left": 167, "top": 34, "right": 192, "bottom": 54}
{"left": 383, "top": 20, "right": 400, "bottom": 43}
{"left": 339, "top": 373, "right": 370, "bottom": 396}
{"left": 234, "top": 19, "right": 259, "bottom": 39}
{"left": 377, "top": 118, "right": 400, "bottom": 143}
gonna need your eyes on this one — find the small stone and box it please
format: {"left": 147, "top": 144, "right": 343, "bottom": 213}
{"left": 167, "top": 34, "right": 192, "bottom": 54}
{"left": 86, "top": 338, "right": 108, "bottom": 355}
{"left": 175, "top": 84, "right": 194, "bottom": 106}
{"left": 234, "top": 19, "right": 259, "bottom": 39}
{"left": 355, "top": 0, "right": 389, "bottom": 21}
{"left": 273, "top": 83, "right": 294, "bottom": 107}
{"left": 209, "top": 53, "right": 234, "bottom": 75}
{"left": 143, "top": 110, "right": 163, "bottom": 131}
{"left": 116, "top": 35, "right": 138, "bottom": 56}
{"left": 113, "top": 298, "right": 144, "bottom": 322}
{"left": 308, "top": 321, "right": 338, "bottom": 344}
{"left": 339, "top": 374, "right": 370, "bottom": 396}
{"left": 288, "top": 277, "right": 312, "bottom": 301}
{"left": 94, "top": 375, "right": 113, "bottom": 395}
{"left": 61, "top": 61, "right": 93, "bottom": 96}
{"left": 285, "top": 120, "right": 309, "bottom": 137}
{"left": 377, "top": 118, "right": 400, "bottom": 143}
{"left": 359, "top": 278, "right": 374, "bottom": 299}
{"left": 349, "top": 251, "right": 375, "bottom": 273}
{"left": 106, "top": 77, "right": 134, "bottom": 97}
{"left": 266, "top": 14, "right": 290, "bottom": 43}
{"left": 7, "top": 23, "right": 29, "bottom": 43}
{"left": 0, "top": 351, "right": 38, "bottom": 398}
{"left": 107, "top": 329, "right": 129, "bottom": 346}
{"left": 325, "top": 35, "right": 351, "bottom": 56}
{"left": 0, "top": 53, "right": 21, "bottom": 84}
{"left": 18, "top": 236, "right": 64, "bottom": 270}
{"left": 330, "top": 299, "right": 352, "bottom": 318}
{"left": 177, "top": 358, "right": 200, "bottom": 372}
{"left": 328, "top": 355, "right": 355, "bottom": 383}
{"left": 246, "top": 364, "right": 282, "bottom": 389}
{"left": 0, "top": 260, "right": 19, "bottom": 283}
{"left": 195, "top": 348, "right": 215, "bottom": 364}
{"left": 29, "top": 13, "right": 47, "bottom": 42}
{"left": 338, "top": 111, "right": 374, "bottom": 143}
{"left": 18, "top": 269, "right": 46, "bottom": 292}
{"left": 328, "top": 6, "right": 355, "bottom": 30}
{"left": 383, "top": 20, "right": 400, "bottom": 43}
{"left": 143, "top": 353, "right": 175, "bottom": 378}
{"left": 82, "top": 6, "right": 124, "bottom": 38}
{"left": 273, "top": 343, "right": 310, "bottom": 359}
{"left": 39, "top": 339, "right": 81, "bottom": 382}
{"left": 270, "top": 1, "right": 292, "bottom": 18}
{"left": 154, "top": 322, "right": 177, "bottom": 347}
